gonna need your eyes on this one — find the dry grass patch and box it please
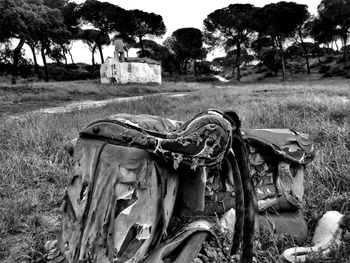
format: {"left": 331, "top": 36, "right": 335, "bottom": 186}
{"left": 0, "top": 78, "right": 350, "bottom": 262}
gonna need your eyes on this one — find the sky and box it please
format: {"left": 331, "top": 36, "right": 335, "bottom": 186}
{"left": 28, "top": 0, "right": 321, "bottom": 65}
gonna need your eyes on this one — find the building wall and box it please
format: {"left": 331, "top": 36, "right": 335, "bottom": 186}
{"left": 100, "top": 57, "right": 161, "bottom": 84}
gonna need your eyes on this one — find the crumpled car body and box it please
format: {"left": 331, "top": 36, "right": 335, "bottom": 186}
{"left": 59, "top": 141, "right": 180, "bottom": 263}
{"left": 242, "top": 128, "right": 315, "bottom": 212}
{"left": 47, "top": 110, "right": 315, "bottom": 263}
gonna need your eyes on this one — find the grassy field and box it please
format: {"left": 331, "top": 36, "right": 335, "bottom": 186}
{"left": 0, "top": 78, "right": 350, "bottom": 262}
{"left": 0, "top": 78, "right": 207, "bottom": 117}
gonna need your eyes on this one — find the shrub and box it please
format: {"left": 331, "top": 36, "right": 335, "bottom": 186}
{"left": 164, "top": 75, "right": 218, "bottom": 82}
{"left": 84, "top": 65, "right": 101, "bottom": 72}
{"left": 48, "top": 67, "right": 99, "bottom": 81}
{"left": 324, "top": 66, "right": 347, "bottom": 78}
{"left": 66, "top": 63, "right": 79, "bottom": 70}
{"left": 323, "top": 56, "right": 336, "bottom": 63}
{"left": 319, "top": 65, "right": 331, "bottom": 74}
{"left": 344, "top": 64, "right": 350, "bottom": 70}
{"left": 264, "top": 72, "right": 274, "bottom": 78}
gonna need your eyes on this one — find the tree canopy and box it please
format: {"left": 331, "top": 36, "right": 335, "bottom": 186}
{"left": 1, "top": 0, "right": 350, "bottom": 83}
{"left": 165, "top": 27, "right": 206, "bottom": 75}
{"left": 130, "top": 9, "right": 166, "bottom": 55}
{"left": 134, "top": 39, "right": 176, "bottom": 75}
{"left": 204, "top": 4, "right": 256, "bottom": 81}
{"left": 317, "top": 0, "right": 350, "bottom": 64}
{"left": 76, "top": 29, "right": 110, "bottom": 65}
{"left": 0, "top": 0, "right": 68, "bottom": 83}
{"left": 253, "top": 2, "right": 309, "bottom": 80}
{"left": 79, "top": 0, "right": 134, "bottom": 63}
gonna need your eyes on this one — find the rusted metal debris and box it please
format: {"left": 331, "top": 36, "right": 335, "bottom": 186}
{"left": 45, "top": 110, "right": 316, "bottom": 263}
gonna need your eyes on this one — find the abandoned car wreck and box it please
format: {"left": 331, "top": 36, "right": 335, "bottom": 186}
{"left": 44, "top": 110, "right": 349, "bottom": 263}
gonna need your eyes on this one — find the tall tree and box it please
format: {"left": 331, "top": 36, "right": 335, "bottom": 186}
{"left": 204, "top": 4, "right": 256, "bottom": 81}
{"left": 76, "top": 29, "right": 110, "bottom": 65}
{"left": 310, "top": 17, "right": 335, "bottom": 63}
{"left": 317, "top": 0, "right": 350, "bottom": 64}
{"left": 26, "top": 38, "right": 41, "bottom": 78}
{"left": 32, "top": 3, "right": 69, "bottom": 81}
{"left": 17, "top": 0, "right": 80, "bottom": 79}
{"left": 0, "top": 0, "right": 32, "bottom": 83}
{"left": 254, "top": 2, "right": 310, "bottom": 81}
{"left": 130, "top": 10, "right": 166, "bottom": 56}
{"left": 163, "top": 36, "right": 182, "bottom": 75}
{"left": 251, "top": 37, "right": 281, "bottom": 76}
{"left": 294, "top": 12, "right": 312, "bottom": 74}
{"left": 0, "top": 0, "right": 68, "bottom": 83}
{"left": 44, "top": 0, "right": 81, "bottom": 64}
{"left": 165, "top": 28, "right": 206, "bottom": 75}
{"left": 80, "top": 0, "right": 131, "bottom": 64}
{"left": 212, "top": 49, "right": 253, "bottom": 77}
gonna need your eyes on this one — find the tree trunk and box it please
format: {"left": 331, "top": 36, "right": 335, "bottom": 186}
{"left": 41, "top": 45, "right": 49, "bottom": 82}
{"left": 68, "top": 49, "right": 75, "bottom": 64}
{"left": 281, "top": 51, "right": 286, "bottom": 81}
{"left": 194, "top": 60, "right": 197, "bottom": 76}
{"left": 176, "top": 60, "right": 182, "bottom": 75}
{"left": 342, "top": 35, "right": 348, "bottom": 65}
{"left": 304, "top": 52, "right": 310, "bottom": 74}
{"left": 236, "top": 42, "right": 241, "bottom": 81}
{"left": 277, "top": 38, "right": 286, "bottom": 81}
{"left": 91, "top": 44, "right": 96, "bottom": 65}
{"left": 29, "top": 44, "right": 40, "bottom": 79}
{"left": 62, "top": 48, "right": 68, "bottom": 67}
{"left": 314, "top": 41, "right": 321, "bottom": 63}
{"left": 97, "top": 44, "right": 104, "bottom": 64}
{"left": 298, "top": 28, "right": 310, "bottom": 74}
{"left": 184, "top": 60, "right": 188, "bottom": 75}
{"left": 139, "top": 35, "right": 145, "bottom": 55}
{"left": 11, "top": 38, "right": 25, "bottom": 84}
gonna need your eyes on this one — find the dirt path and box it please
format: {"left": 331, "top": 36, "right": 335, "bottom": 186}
{"left": 4, "top": 93, "right": 188, "bottom": 119}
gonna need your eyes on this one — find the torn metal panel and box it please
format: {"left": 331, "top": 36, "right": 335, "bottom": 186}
{"left": 142, "top": 220, "right": 212, "bottom": 263}
{"left": 242, "top": 129, "right": 315, "bottom": 164}
{"left": 247, "top": 142, "right": 307, "bottom": 212}
{"left": 108, "top": 113, "right": 181, "bottom": 133}
{"left": 57, "top": 141, "right": 180, "bottom": 263}
{"left": 80, "top": 111, "right": 233, "bottom": 169}
{"left": 48, "top": 110, "right": 270, "bottom": 263}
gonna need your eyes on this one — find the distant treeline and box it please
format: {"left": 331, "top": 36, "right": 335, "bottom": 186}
{"left": 1, "top": 0, "right": 350, "bottom": 83}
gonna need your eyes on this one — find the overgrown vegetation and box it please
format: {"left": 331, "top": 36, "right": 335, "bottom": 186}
{"left": 0, "top": 80, "right": 200, "bottom": 117}
{"left": 0, "top": 79, "right": 349, "bottom": 262}
{"left": 1, "top": 0, "right": 350, "bottom": 83}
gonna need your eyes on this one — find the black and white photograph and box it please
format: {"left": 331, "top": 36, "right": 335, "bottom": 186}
{"left": 1, "top": 0, "right": 350, "bottom": 262}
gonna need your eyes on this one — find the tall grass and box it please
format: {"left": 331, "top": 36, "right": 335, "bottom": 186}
{"left": 0, "top": 79, "right": 349, "bottom": 262}
{"left": 0, "top": 80, "right": 209, "bottom": 118}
